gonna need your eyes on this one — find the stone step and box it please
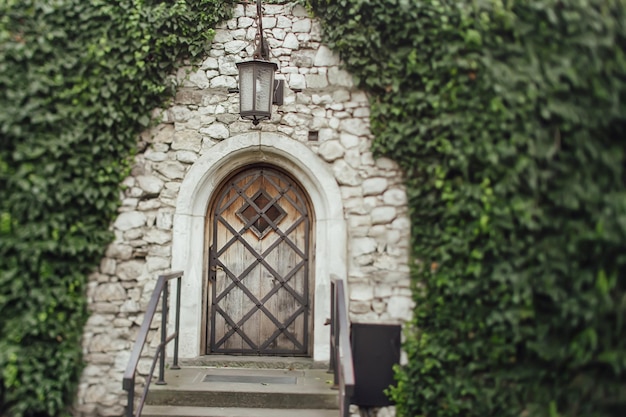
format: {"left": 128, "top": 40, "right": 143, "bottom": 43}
{"left": 146, "top": 367, "right": 338, "bottom": 410}
{"left": 141, "top": 406, "right": 339, "bottom": 417}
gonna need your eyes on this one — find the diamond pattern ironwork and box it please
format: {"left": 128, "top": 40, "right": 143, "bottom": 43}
{"left": 236, "top": 189, "right": 286, "bottom": 238}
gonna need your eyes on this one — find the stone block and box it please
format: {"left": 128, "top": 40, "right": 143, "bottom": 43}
{"left": 188, "top": 69, "right": 209, "bottom": 89}
{"left": 333, "top": 160, "right": 361, "bottom": 186}
{"left": 318, "top": 140, "right": 344, "bottom": 162}
{"left": 283, "top": 33, "right": 299, "bottom": 49}
{"left": 146, "top": 256, "right": 170, "bottom": 272}
{"left": 340, "top": 118, "right": 370, "bottom": 136}
{"left": 351, "top": 237, "right": 377, "bottom": 256}
{"left": 289, "top": 73, "right": 306, "bottom": 90}
{"left": 144, "top": 229, "right": 172, "bottom": 245}
{"left": 391, "top": 216, "right": 411, "bottom": 230}
{"left": 354, "top": 107, "right": 370, "bottom": 118}
{"left": 349, "top": 300, "right": 371, "bottom": 314}
{"left": 238, "top": 16, "right": 254, "bottom": 28}
{"left": 120, "top": 299, "right": 140, "bottom": 313}
{"left": 272, "top": 28, "right": 286, "bottom": 41}
{"left": 349, "top": 215, "right": 371, "bottom": 229}
{"left": 328, "top": 67, "right": 354, "bottom": 87}
{"left": 344, "top": 149, "right": 361, "bottom": 168}
{"left": 136, "top": 175, "right": 164, "bottom": 195}
{"left": 151, "top": 125, "right": 175, "bottom": 143}
{"left": 84, "top": 353, "right": 114, "bottom": 364}
{"left": 372, "top": 206, "right": 397, "bottom": 224}
{"left": 201, "top": 57, "right": 219, "bottom": 70}
{"left": 168, "top": 106, "right": 191, "bottom": 122}
{"left": 85, "top": 314, "right": 112, "bottom": 328}
{"left": 332, "top": 90, "right": 351, "bottom": 104}
{"left": 376, "top": 157, "right": 397, "bottom": 170}
{"left": 293, "top": 19, "right": 312, "bottom": 33}
{"left": 200, "top": 122, "right": 230, "bottom": 139}
{"left": 339, "top": 133, "right": 360, "bottom": 149}
{"left": 305, "top": 73, "right": 328, "bottom": 89}
{"left": 314, "top": 45, "right": 340, "bottom": 66}
{"left": 94, "top": 283, "right": 126, "bottom": 302}
{"left": 176, "top": 150, "right": 198, "bottom": 164}
{"left": 350, "top": 283, "right": 374, "bottom": 301}
{"left": 137, "top": 200, "right": 161, "bottom": 211}
{"left": 232, "top": 3, "right": 245, "bottom": 17}
{"left": 387, "top": 295, "right": 414, "bottom": 319}
{"left": 155, "top": 161, "right": 185, "bottom": 180}
{"left": 292, "top": 50, "right": 316, "bottom": 68}
{"left": 374, "top": 284, "right": 394, "bottom": 298}
{"left": 262, "top": 16, "right": 277, "bottom": 28}
{"left": 383, "top": 188, "right": 408, "bottom": 206}
{"left": 372, "top": 300, "right": 387, "bottom": 314}
{"left": 292, "top": 4, "right": 309, "bottom": 17}
{"left": 99, "top": 258, "right": 116, "bottom": 275}
{"left": 351, "top": 91, "right": 369, "bottom": 104}
{"left": 172, "top": 130, "right": 202, "bottom": 152}
{"left": 106, "top": 244, "right": 133, "bottom": 261}
{"left": 212, "top": 30, "right": 233, "bottom": 43}
{"left": 174, "top": 89, "right": 205, "bottom": 105}
{"left": 210, "top": 75, "right": 237, "bottom": 89}
{"left": 277, "top": 15, "right": 292, "bottom": 28}
{"left": 145, "top": 150, "right": 167, "bottom": 162}
{"left": 362, "top": 177, "right": 388, "bottom": 196}
{"left": 116, "top": 260, "right": 145, "bottom": 281}
{"left": 90, "top": 302, "right": 120, "bottom": 314}
{"left": 114, "top": 212, "right": 146, "bottom": 231}
{"left": 373, "top": 254, "right": 398, "bottom": 270}
{"left": 218, "top": 56, "right": 239, "bottom": 76}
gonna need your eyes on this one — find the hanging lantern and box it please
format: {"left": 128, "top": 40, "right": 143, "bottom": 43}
{"left": 236, "top": 60, "right": 278, "bottom": 125}
{"left": 236, "top": 0, "right": 281, "bottom": 126}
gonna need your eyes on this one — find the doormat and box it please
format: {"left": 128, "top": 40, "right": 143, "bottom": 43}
{"left": 202, "top": 374, "right": 297, "bottom": 385}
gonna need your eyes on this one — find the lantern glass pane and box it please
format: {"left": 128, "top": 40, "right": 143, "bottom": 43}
{"left": 255, "top": 65, "right": 274, "bottom": 113}
{"left": 239, "top": 65, "right": 254, "bottom": 112}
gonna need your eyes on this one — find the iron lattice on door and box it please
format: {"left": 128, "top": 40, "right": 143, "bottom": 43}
{"left": 208, "top": 167, "right": 311, "bottom": 355}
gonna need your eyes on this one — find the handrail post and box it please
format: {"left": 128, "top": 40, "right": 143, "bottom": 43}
{"left": 155, "top": 280, "right": 168, "bottom": 385}
{"left": 330, "top": 279, "right": 355, "bottom": 417}
{"left": 328, "top": 280, "right": 336, "bottom": 375}
{"left": 332, "top": 281, "right": 339, "bottom": 387}
{"left": 125, "top": 378, "right": 135, "bottom": 417}
{"left": 171, "top": 276, "right": 182, "bottom": 370}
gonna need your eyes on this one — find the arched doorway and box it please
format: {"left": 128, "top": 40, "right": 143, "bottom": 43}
{"left": 172, "top": 131, "right": 347, "bottom": 361}
{"left": 206, "top": 165, "right": 314, "bottom": 355}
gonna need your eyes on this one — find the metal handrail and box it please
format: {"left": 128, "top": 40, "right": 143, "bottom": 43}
{"left": 329, "top": 278, "right": 355, "bottom": 417}
{"left": 122, "top": 271, "right": 183, "bottom": 417}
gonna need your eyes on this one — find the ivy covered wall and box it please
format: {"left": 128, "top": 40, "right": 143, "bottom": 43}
{"left": 2, "top": 0, "right": 626, "bottom": 416}
{"left": 0, "top": 1, "right": 234, "bottom": 415}
{"left": 309, "top": 0, "right": 626, "bottom": 416}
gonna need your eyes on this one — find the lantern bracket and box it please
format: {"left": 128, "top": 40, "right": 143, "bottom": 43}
{"left": 254, "top": 0, "right": 270, "bottom": 60}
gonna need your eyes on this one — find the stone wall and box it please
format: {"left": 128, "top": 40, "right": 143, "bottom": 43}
{"left": 77, "top": 2, "right": 411, "bottom": 416}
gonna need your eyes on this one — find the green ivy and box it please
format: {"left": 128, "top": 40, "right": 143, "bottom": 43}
{"left": 309, "top": 0, "right": 626, "bottom": 416}
{"left": 0, "top": 1, "right": 235, "bottom": 415}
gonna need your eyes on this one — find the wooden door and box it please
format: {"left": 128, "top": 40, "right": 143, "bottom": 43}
{"left": 207, "top": 166, "right": 312, "bottom": 355}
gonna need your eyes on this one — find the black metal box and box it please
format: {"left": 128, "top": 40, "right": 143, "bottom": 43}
{"left": 350, "top": 323, "right": 401, "bottom": 407}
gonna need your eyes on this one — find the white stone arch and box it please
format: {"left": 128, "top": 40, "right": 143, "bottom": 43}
{"left": 171, "top": 131, "right": 346, "bottom": 361}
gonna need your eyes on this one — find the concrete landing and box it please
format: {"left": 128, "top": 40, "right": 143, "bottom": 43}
{"left": 146, "top": 366, "right": 337, "bottom": 410}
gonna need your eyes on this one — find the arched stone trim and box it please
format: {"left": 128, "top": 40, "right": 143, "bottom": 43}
{"left": 171, "top": 131, "right": 346, "bottom": 361}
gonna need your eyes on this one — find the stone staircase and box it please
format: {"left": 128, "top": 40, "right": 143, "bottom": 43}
{"left": 141, "top": 356, "right": 339, "bottom": 417}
